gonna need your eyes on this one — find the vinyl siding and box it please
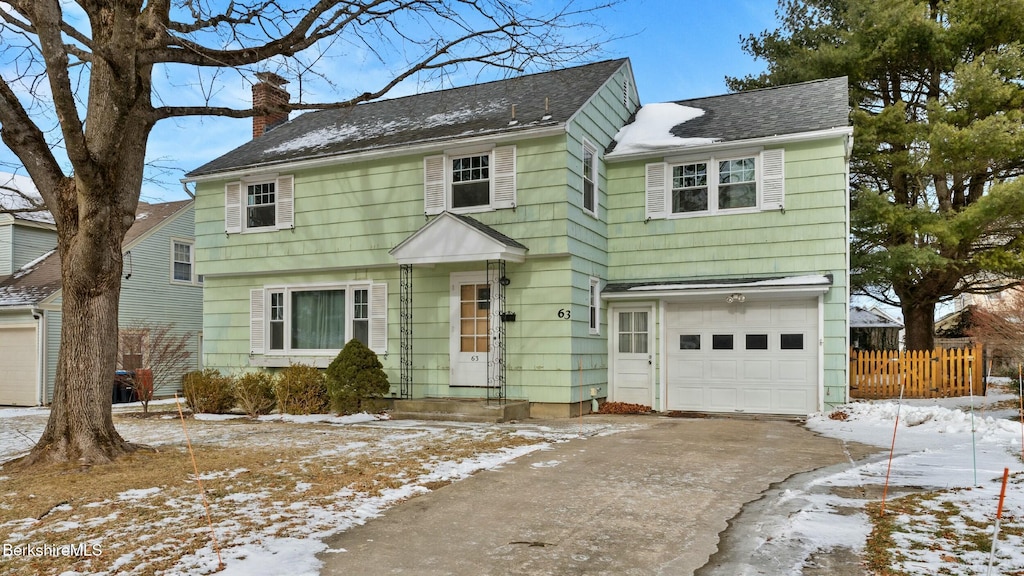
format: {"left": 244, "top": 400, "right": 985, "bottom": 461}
{"left": 12, "top": 225, "right": 57, "bottom": 272}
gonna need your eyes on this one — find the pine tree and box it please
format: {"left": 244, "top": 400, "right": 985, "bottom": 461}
{"left": 730, "top": 0, "right": 1024, "bottom": 349}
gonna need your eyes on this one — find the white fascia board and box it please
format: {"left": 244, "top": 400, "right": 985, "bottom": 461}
{"left": 604, "top": 126, "right": 854, "bottom": 163}
{"left": 603, "top": 276, "right": 833, "bottom": 301}
{"left": 183, "top": 125, "right": 566, "bottom": 184}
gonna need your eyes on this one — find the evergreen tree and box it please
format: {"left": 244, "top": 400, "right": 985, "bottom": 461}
{"left": 729, "top": 0, "right": 1024, "bottom": 349}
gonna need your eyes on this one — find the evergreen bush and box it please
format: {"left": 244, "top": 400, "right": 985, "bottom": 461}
{"left": 326, "top": 339, "right": 390, "bottom": 415}
{"left": 182, "top": 369, "right": 236, "bottom": 414}
{"left": 234, "top": 371, "right": 277, "bottom": 417}
{"left": 274, "top": 363, "right": 330, "bottom": 415}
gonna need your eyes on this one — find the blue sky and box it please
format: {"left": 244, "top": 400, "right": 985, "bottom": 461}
{"left": 0, "top": 1, "right": 779, "bottom": 202}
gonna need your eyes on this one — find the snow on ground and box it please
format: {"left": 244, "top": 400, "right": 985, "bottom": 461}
{"left": 769, "top": 378, "right": 1024, "bottom": 575}
{"left": 0, "top": 401, "right": 637, "bottom": 576}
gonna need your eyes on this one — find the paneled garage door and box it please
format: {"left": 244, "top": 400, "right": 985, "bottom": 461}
{"left": 0, "top": 326, "right": 39, "bottom": 406}
{"left": 665, "top": 299, "right": 818, "bottom": 415}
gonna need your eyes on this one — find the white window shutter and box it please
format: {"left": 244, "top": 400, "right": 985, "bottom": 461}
{"left": 276, "top": 174, "right": 295, "bottom": 229}
{"left": 492, "top": 145, "right": 517, "bottom": 209}
{"left": 645, "top": 162, "right": 667, "bottom": 220}
{"left": 369, "top": 283, "right": 388, "bottom": 354}
{"left": 225, "top": 181, "right": 242, "bottom": 234}
{"left": 761, "top": 149, "right": 785, "bottom": 211}
{"left": 250, "top": 288, "right": 265, "bottom": 355}
{"left": 424, "top": 155, "right": 446, "bottom": 215}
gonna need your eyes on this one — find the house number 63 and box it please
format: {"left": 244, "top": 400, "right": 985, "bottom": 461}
{"left": 557, "top": 309, "right": 571, "bottom": 319}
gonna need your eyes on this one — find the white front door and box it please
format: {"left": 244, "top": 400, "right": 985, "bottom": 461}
{"left": 450, "top": 271, "right": 496, "bottom": 387}
{"left": 611, "top": 307, "right": 653, "bottom": 405}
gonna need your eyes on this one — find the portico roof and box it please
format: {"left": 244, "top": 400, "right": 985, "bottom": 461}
{"left": 390, "top": 212, "right": 528, "bottom": 265}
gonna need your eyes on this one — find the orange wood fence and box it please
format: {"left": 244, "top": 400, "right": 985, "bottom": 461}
{"left": 850, "top": 343, "right": 984, "bottom": 399}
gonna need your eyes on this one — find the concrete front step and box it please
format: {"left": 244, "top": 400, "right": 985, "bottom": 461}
{"left": 390, "top": 398, "right": 530, "bottom": 423}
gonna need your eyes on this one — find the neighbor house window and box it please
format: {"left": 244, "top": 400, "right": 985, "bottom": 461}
{"left": 171, "top": 240, "right": 198, "bottom": 284}
{"left": 247, "top": 181, "right": 276, "bottom": 228}
{"left": 583, "top": 140, "right": 598, "bottom": 216}
{"left": 423, "top": 146, "right": 516, "bottom": 214}
{"left": 259, "top": 283, "right": 382, "bottom": 355}
{"left": 589, "top": 277, "right": 600, "bottom": 334}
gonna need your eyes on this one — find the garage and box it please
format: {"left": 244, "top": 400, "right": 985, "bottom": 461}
{"left": 0, "top": 324, "right": 40, "bottom": 406}
{"left": 664, "top": 298, "right": 819, "bottom": 415}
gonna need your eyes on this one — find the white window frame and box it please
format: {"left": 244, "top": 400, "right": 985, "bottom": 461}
{"left": 170, "top": 238, "right": 200, "bottom": 286}
{"left": 646, "top": 148, "right": 785, "bottom": 220}
{"left": 668, "top": 151, "right": 759, "bottom": 218}
{"left": 251, "top": 281, "right": 387, "bottom": 359}
{"left": 424, "top": 145, "right": 516, "bottom": 215}
{"left": 582, "top": 139, "right": 599, "bottom": 217}
{"left": 225, "top": 174, "right": 295, "bottom": 234}
{"left": 589, "top": 277, "right": 601, "bottom": 335}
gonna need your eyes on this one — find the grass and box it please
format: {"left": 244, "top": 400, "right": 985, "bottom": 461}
{"left": 0, "top": 414, "right": 548, "bottom": 575}
{"left": 865, "top": 486, "right": 1024, "bottom": 575}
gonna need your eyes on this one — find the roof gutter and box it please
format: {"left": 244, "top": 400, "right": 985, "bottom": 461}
{"left": 183, "top": 124, "right": 567, "bottom": 184}
{"left": 604, "top": 126, "right": 854, "bottom": 163}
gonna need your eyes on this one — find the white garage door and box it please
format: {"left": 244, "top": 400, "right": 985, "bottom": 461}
{"left": 0, "top": 326, "right": 39, "bottom": 406}
{"left": 665, "top": 299, "right": 818, "bottom": 415}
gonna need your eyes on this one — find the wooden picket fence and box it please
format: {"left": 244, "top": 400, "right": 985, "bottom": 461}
{"left": 850, "top": 343, "right": 984, "bottom": 399}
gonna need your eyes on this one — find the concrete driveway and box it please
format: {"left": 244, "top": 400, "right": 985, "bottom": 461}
{"left": 319, "top": 416, "right": 871, "bottom": 576}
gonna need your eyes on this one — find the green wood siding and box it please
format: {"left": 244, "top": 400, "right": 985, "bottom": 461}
{"left": 606, "top": 138, "right": 850, "bottom": 408}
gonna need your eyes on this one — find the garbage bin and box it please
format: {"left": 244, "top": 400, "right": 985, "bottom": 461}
{"left": 113, "top": 370, "right": 136, "bottom": 404}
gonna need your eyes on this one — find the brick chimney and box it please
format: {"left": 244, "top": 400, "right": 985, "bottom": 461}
{"left": 252, "top": 72, "right": 290, "bottom": 138}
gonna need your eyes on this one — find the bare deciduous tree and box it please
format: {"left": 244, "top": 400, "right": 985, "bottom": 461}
{"left": 117, "top": 321, "right": 195, "bottom": 415}
{"left": 0, "top": 0, "right": 612, "bottom": 466}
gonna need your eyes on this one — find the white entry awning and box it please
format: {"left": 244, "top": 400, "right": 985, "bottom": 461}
{"left": 390, "top": 212, "right": 528, "bottom": 265}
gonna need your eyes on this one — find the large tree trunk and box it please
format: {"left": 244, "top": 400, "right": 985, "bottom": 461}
{"left": 16, "top": 177, "right": 141, "bottom": 466}
{"left": 902, "top": 300, "right": 937, "bottom": 351}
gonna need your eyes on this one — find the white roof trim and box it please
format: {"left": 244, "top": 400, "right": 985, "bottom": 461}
{"left": 603, "top": 274, "right": 832, "bottom": 300}
{"left": 390, "top": 212, "right": 527, "bottom": 265}
{"left": 604, "top": 126, "right": 854, "bottom": 163}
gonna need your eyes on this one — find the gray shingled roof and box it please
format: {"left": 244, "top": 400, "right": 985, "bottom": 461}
{"left": 667, "top": 77, "right": 849, "bottom": 142}
{"left": 188, "top": 59, "right": 630, "bottom": 178}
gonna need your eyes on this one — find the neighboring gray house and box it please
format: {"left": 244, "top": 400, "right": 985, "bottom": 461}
{"left": 850, "top": 305, "right": 903, "bottom": 351}
{"left": 0, "top": 195, "right": 203, "bottom": 406}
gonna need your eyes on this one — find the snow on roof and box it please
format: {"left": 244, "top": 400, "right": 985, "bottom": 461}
{"left": 850, "top": 305, "right": 903, "bottom": 328}
{"left": 265, "top": 102, "right": 509, "bottom": 155}
{"left": 0, "top": 172, "right": 54, "bottom": 224}
{"left": 607, "top": 103, "right": 717, "bottom": 157}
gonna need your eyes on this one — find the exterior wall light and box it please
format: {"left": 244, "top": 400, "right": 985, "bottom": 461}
{"left": 726, "top": 293, "right": 746, "bottom": 304}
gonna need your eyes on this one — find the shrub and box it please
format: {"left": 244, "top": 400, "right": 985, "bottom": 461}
{"left": 182, "top": 369, "right": 235, "bottom": 414}
{"left": 274, "top": 363, "right": 329, "bottom": 415}
{"left": 234, "top": 371, "right": 277, "bottom": 417}
{"left": 326, "top": 339, "right": 390, "bottom": 415}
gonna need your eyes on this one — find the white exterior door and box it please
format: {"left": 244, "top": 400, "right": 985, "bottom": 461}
{"left": 611, "top": 307, "right": 653, "bottom": 405}
{"left": 0, "top": 325, "right": 39, "bottom": 406}
{"left": 664, "top": 298, "right": 819, "bottom": 415}
{"left": 450, "top": 271, "right": 497, "bottom": 387}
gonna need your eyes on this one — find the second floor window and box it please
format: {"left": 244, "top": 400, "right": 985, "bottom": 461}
{"left": 424, "top": 145, "right": 516, "bottom": 215}
{"left": 247, "top": 182, "right": 276, "bottom": 228}
{"left": 583, "top": 140, "right": 598, "bottom": 216}
{"left": 451, "top": 154, "right": 490, "bottom": 209}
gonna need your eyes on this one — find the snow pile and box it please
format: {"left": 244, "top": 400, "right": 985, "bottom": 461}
{"left": 608, "top": 102, "right": 716, "bottom": 156}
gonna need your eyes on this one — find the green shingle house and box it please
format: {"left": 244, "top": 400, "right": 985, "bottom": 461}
{"left": 185, "top": 59, "right": 852, "bottom": 417}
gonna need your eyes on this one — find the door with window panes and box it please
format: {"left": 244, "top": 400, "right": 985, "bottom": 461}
{"left": 450, "top": 271, "right": 497, "bottom": 387}
{"left": 611, "top": 307, "right": 653, "bottom": 405}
